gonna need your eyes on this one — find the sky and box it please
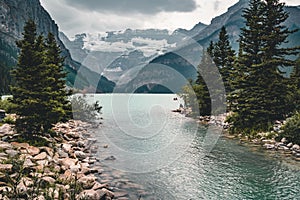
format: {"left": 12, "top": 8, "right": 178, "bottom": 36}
{"left": 40, "top": 0, "right": 300, "bottom": 38}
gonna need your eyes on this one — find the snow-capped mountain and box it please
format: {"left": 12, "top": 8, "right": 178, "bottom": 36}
{"left": 59, "top": 27, "right": 206, "bottom": 83}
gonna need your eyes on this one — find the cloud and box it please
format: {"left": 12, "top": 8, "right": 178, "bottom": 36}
{"left": 63, "top": 0, "right": 197, "bottom": 14}
{"left": 213, "top": 0, "right": 221, "bottom": 11}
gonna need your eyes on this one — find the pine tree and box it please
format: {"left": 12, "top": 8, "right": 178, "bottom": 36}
{"left": 213, "top": 26, "right": 236, "bottom": 94}
{"left": 44, "top": 33, "right": 72, "bottom": 126}
{"left": 11, "top": 20, "right": 70, "bottom": 137}
{"left": 207, "top": 41, "right": 215, "bottom": 58}
{"left": 229, "top": 0, "right": 300, "bottom": 134}
{"left": 194, "top": 50, "right": 213, "bottom": 116}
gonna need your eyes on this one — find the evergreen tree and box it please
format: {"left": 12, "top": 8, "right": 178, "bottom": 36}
{"left": 194, "top": 50, "right": 213, "bottom": 116}
{"left": 207, "top": 41, "right": 215, "bottom": 58}
{"left": 44, "top": 33, "right": 72, "bottom": 125}
{"left": 213, "top": 26, "right": 236, "bottom": 94}
{"left": 229, "top": 0, "right": 300, "bottom": 134}
{"left": 11, "top": 20, "right": 70, "bottom": 137}
{"left": 290, "top": 56, "right": 300, "bottom": 111}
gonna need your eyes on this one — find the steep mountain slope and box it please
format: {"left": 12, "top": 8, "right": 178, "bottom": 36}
{"left": 0, "top": 0, "right": 115, "bottom": 94}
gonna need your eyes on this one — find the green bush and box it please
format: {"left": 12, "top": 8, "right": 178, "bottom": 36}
{"left": 2, "top": 115, "right": 15, "bottom": 124}
{"left": 281, "top": 112, "right": 300, "bottom": 144}
{"left": 70, "top": 95, "right": 102, "bottom": 123}
{"left": 0, "top": 98, "right": 16, "bottom": 113}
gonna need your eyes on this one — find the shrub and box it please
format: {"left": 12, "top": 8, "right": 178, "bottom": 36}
{"left": 280, "top": 112, "right": 300, "bottom": 144}
{"left": 2, "top": 115, "right": 16, "bottom": 124}
{"left": 70, "top": 95, "right": 102, "bottom": 123}
{"left": 0, "top": 98, "right": 16, "bottom": 113}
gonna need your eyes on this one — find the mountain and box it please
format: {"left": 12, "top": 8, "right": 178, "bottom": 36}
{"left": 139, "top": 0, "right": 300, "bottom": 93}
{"left": 59, "top": 25, "right": 210, "bottom": 88}
{"left": 174, "top": 22, "right": 208, "bottom": 37}
{"left": 58, "top": 0, "right": 300, "bottom": 94}
{"left": 0, "top": 0, "right": 115, "bottom": 94}
{"left": 59, "top": 29, "right": 181, "bottom": 82}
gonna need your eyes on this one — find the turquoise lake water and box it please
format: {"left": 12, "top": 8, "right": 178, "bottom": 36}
{"left": 83, "top": 94, "right": 300, "bottom": 200}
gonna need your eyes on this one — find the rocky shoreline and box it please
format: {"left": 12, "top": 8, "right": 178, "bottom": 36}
{"left": 195, "top": 115, "right": 300, "bottom": 162}
{"left": 0, "top": 120, "right": 116, "bottom": 200}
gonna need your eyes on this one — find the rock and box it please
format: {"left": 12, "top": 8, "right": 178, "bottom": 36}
{"left": 281, "top": 146, "right": 290, "bottom": 151}
{"left": 263, "top": 144, "right": 275, "bottom": 150}
{"left": 101, "top": 188, "right": 115, "bottom": 199}
{"left": 287, "top": 143, "right": 293, "bottom": 148}
{"left": 103, "top": 144, "right": 109, "bottom": 148}
{"left": 92, "top": 182, "right": 108, "bottom": 190}
{"left": 74, "top": 151, "right": 87, "bottom": 160}
{"left": 78, "top": 175, "right": 97, "bottom": 189}
{"left": 36, "top": 160, "right": 49, "bottom": 167}
{"left": 294, "top": 157, "right": 300, "bottom": 162}
{"left": 262, "top": 139, "right": 275, "bottom": 144}
{"left": 295, "top": 153, "right": 300, "bottom": 158}
{"left": 0, "top": 124, "right": 12, "bottom": 133}
{"left": 17, "top": 181, "right": 27, "bottom": 194}
{"left": 42, "top": 176, "right": 56, "bottom": 185}
{"left": 33, "top": 152, "right": 47, "bottom": 160}
{"left": 79, "top": 189, "right": 106, "bottom": 200}
{"left": 57, "top": 149, "right": 69, "bottom": 158}
{"left": 82, "top": 167, "right": 98, "bottom": 175}
{"left": 62, "top": 169, "right": 74, "bottom": 181}
{"left": 292, "top": 144, "right": 300, "bottom": 151}
{"left": 276, "top": 142, "right": 285, "bottom": 147}
{"left": 0, "top": 164, "right": 12, "bottom": 172}
{"left": 0, "top": 142, "right": 13, "bottom": 150}
{"left": 27, "top": 146, "right": 40, "bottom": 156}
{"left": 40, "top": 147, "right": 54, "bottom": 157}
{"left": 281, "top": 137, "right": 287, "bottom": 143}
{"left": 62, "top": 143, "right": 72, "bottom": 153}
{"left": 70, "top": 164, "right": 81, "bottom": 173}
{"left": 5, "top": 149, "right": 18, "bottom": 157}
{"left": 59, "top": 158, "right": 77, "bottom": 169}
{"left": 23, "top": 158, "right": 35, "bottom": 168}
{"left": 66, "top": 131, "right": 80, "bottom": 139}
{"left": 11, "top": 142, "right": 30, "bottom": 149}
{"left": 104, "top": 156, "right": 116, "bottom": 161}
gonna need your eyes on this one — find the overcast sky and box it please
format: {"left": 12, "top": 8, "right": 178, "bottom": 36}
{"left": 40, "top": 0, "right": 300, "bottom": 38}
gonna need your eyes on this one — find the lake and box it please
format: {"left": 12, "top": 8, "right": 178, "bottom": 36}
{"left": 82, "top": 94, "right": 300, "bottom": 200}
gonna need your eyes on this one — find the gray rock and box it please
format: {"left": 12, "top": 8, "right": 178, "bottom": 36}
{"left": 264, "top": 144, "right": 275, "bottom": 150}
{"left": 74, "top": 151, "right": 87, "bottom": 160}
{"left": 0, "top": 142, "right": 13, "bottom": 150}
{"left": 104, "top": 156, "right": 116, "bottom": 161}
{"left": 57, "top": 149, "right": 68, "bottom": 158}
{"left": 281, "top": 137, "right": 287, "bottom": 143}
{"left": 287, "top": 142, "right": 293, "bottom": 148}
{"left": 292, "top": 144, "right": 300, "bottom": 151}
{"left": 78, "top": 175, "right": 97, "bottom": 189}
{"left": 79, "top": 189, "right": 106, "bottom": 200}
{"left": 5, "top": 149, "right": 18, "bottom": 157}
{"left": 62, "top": 143, "right": 72, "bottom": 153}
{"left": 23, "top": 159, "right": 35, "bottom": 168}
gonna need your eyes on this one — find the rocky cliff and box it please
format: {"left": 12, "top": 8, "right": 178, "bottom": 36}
{"left": 0, "top": 0, "right": 115, "bottom": 94}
